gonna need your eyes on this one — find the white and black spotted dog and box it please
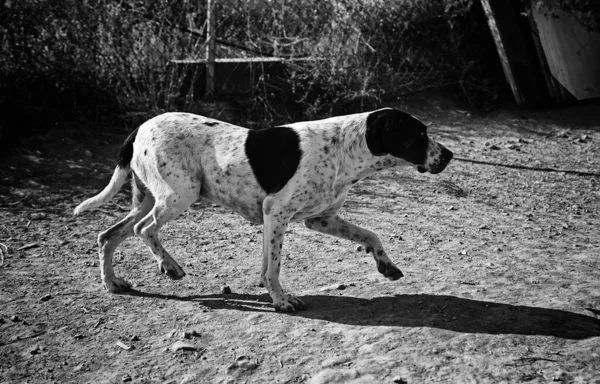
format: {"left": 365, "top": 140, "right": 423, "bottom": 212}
{"left": 74, "top": 108, "right": 453, "bottom": 311}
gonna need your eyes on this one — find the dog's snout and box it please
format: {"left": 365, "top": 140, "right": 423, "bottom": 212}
{"left": 423, "top": 143, "right": 453, "bottom": 174}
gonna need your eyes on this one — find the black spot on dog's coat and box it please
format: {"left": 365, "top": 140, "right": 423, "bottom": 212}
{"left": 245, "top": 126, "right": 302, "bottom": 194}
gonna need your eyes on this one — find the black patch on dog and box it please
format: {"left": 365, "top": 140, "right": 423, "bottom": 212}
{"left": 245, "top": 126, "right": 302, "bottom": 194}
{"left": 365, "top": 108, "right": 428, "bottom": 166}
{"left": 117, "top": 127, "right": 139, "bottom": 169}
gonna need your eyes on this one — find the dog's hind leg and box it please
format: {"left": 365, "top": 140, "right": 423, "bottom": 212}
{"left": 305, "top": 215, "right": 403, "bottom": 280}
{"left": 98, "top": 175, "right": 155, "bottom": 293}
{"left": 133, "top": 191, "right": 196, "bottom": 280}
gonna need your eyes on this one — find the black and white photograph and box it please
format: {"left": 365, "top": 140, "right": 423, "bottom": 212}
{"left": 1, "top": 0, "right": 599, "bottom": 382}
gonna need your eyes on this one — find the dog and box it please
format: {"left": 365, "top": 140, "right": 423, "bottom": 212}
{"left": 74, "top": 108, "right": 453, "bottom": 311}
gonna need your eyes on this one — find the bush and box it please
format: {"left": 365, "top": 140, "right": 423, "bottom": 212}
{"left": 0, "top": 0, "right": 506, "bottom": 130}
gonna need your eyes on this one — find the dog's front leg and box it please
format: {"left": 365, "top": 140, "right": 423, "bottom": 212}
{"left": 261, "top": 199, "right": 306, "bottom": 312}
{"left": 305, "top": 215, "right": 404, "bottom": 280}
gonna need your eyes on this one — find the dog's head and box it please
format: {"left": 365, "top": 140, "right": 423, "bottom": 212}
{"left": 365, "top": 108, "right": 453, "bottom": 174}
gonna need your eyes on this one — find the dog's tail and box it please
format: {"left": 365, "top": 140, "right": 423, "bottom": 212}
{"left": 73, "top": 127, "right": 139, "bottom": 215}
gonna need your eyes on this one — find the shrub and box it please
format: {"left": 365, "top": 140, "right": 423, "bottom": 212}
{"left": 0, "top": 0, "right": 505, "bottom": 130}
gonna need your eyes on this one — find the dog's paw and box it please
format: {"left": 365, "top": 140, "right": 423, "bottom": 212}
{"left": 273, "top": 295, "right": 307, "bottom": 312}
{"left": 159, "top": 260, "right": 186, "bottom": 280}
{"left": 104, "top": 277, "right": 132, "bottom": 293}
{"left": 377, "top": 261, "right": 404, "bottom": 281}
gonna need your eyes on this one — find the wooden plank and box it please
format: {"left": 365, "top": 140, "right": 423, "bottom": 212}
{"left": 205, "top": 0, "right": 216, "bottom": 98}
{"left": 531, "top": 2, "right": 600, "bottom": 100}
{"left": 526, "top": 6, "right": 570, "bottom": 103}
{"left": 479, "top": 0, "right": 525, "bottom": 105}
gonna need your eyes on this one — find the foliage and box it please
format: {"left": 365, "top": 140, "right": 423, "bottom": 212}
{"left": 0, "top": 0, "right": 505, "bottom": 130}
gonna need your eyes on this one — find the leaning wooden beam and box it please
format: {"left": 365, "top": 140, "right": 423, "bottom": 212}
{"left": 479, "top": 0, "right": 525, "bottom": 105}
{"left": 205, "top": 0, "right": 217, "bottom": 98}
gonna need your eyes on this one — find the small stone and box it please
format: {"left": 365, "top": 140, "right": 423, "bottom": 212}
{"left": 171, "top": 341, "right": 198, "bottom": 353}
{"left": 116, "top": 341, "right": 132, "bottom": 350}
{"left": 130, "top": 335, "right": 140, "bottom": 342}
{"left": 221, "top": 286, "right": 231, "bottom": 294}
{"left": 356, "top": 245, "right": 363, "bottom": 252}
{"left": 10, "top": 315, "right": 20, "bottom": 322}
{"left": 393, "top": 376, "right": 408, "bottom": 383}
{"left": 29, "top": 346, "right": 41, "bottom": 355}
{"left": 228, "top": 356, "right": 258, "bottom": 371}
{"left": 320, "top": 283, "right": 347, "bottom": 292}
{"left": 73, "top": 334, "right": 85, "bottom": 340}
{"left": 122, "top": 374, "right": 132, "bottom": 382}
{"left": 183, "top": 330, "right": 201, "bottom": 339}
{"left": 39, "top": 294, "right": 52, "bottom": 302}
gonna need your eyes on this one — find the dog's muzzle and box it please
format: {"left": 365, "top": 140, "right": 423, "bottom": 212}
{"left": 419, "top": 143, "right": 453, "bottom": 174}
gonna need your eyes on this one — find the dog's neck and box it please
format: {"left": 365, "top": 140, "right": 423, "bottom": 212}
{"left": 335, "top": 114, "right": 408, "bottom": 185}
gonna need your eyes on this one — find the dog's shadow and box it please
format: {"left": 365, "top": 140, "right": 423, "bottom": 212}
{"left": 123, "top": 290, "right": 600, "bottom": 340}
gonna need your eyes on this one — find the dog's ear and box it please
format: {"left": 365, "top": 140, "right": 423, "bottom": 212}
{"left": 365, "top": 109, "right": 391, "bottom": 156}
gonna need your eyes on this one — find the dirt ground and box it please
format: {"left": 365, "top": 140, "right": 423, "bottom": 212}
{"left": 1, "top": 101, "right": 600, "bottom": 384}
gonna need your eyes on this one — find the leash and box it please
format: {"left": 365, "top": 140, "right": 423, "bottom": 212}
{"left": 454, "top": 157, "right": 600, "bottom": 177}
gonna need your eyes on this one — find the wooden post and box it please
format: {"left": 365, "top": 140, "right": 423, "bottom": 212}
{"left": 205, "top": 0, "right": 216, "bottom": 98}
{"left": 479, "top": 0, "right": 525, "bottom": 105}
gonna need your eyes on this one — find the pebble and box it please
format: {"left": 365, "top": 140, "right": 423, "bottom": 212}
{"left": 171, "top": 341, "right": 198, "bottom": 353}
{"left": 183, "top": 330, "right": 201, "bottom": 339}
{"left": 115, "top": 341, "right": 132, "bottom": 350}
{"left": 122, "top": 374, "right": 132, "bottom": 382}
{"left": 221, "top": 286, "right": 232, "bottom": 294}
{"left": 319, "top": 283, "right": 347, "bottom": 292}
{"left": 356, "top": 245, "right": 363, "bottom": 252}
{"left": 227, "top": 356, "right": 258, "bottom": 371}
{"left": 10, "top": 315, "right": 20, "bottom": 322}
{"left": 39, "top": 294, "right": 52, "bottom": 302}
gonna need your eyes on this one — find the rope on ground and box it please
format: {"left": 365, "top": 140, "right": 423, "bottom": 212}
{"left": 454, "top": 157, "right": 600, "bottom": 177}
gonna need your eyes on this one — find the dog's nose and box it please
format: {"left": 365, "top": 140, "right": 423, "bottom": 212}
{"left": 442, "top": 146, "right": 453, "bottom": 162}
